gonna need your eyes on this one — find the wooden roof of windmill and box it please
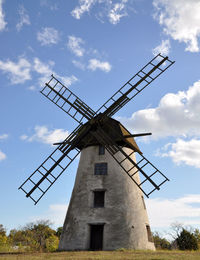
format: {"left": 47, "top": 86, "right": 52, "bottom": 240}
{"left": 75, "top": 117, "right": 142, "bottom": 154}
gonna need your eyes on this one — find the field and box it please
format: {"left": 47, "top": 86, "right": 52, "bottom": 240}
{"left": 1, "top": 250, "right": 200, "bottom": 260}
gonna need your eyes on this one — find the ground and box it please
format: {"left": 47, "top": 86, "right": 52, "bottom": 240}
{"left": 1, "top": 250, "right": 200, "bottom": 260}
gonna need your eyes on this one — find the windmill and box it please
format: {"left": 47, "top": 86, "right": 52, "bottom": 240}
{"left": 19, "top": 54, "right": 174, "bottom": 250}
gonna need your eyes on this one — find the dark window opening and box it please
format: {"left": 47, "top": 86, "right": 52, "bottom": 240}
{"left": 94, "top": 190, "right": 105, "bottom": 207}
{"left": 90, "top": 224, "right": 104, "bottom": 250}
{"left": 146, "top": 225, "right": 153, "bottom": 242}
{"left": 99, "top": 145, "right": 105, "bottom": 155}
{"left": 142, "top": 196, "right": 146, "bottom": 209}
{"left": 94, "top": 163, "right": 107, "bottom": 175}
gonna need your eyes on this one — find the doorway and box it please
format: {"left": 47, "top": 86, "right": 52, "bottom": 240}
{"left": 90, "top": 224, "right": 104, "bottom": 250}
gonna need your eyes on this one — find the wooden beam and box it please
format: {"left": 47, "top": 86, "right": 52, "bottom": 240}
{"left": 124, "top": 133, "right": 152, "bottom": 138}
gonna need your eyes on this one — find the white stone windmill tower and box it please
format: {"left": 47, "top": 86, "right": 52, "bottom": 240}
{"left": 19, "top": 54, "right": 174, "bottom": 250}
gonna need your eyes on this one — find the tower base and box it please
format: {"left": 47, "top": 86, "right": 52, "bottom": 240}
{"left": 59, "top": 146, "right": 155, "bottom": 251}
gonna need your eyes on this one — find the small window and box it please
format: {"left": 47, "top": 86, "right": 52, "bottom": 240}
{"left": 94, "top": 163, "right": 107, "bottom": 175}
{"left": 99, "top": 145, "right": 105, "bottom": 155}
{"left": 94, "top": 191, "right": 105, "bottom": 207}
{"left": 141, "top": 196, "right": 146, "bottom": 209}
{"left": 146, "top": 225, "right": 153, "bottom": 242}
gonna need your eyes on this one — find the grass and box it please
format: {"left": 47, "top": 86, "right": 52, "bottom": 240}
{"left": 0, "top": 250, "right": 200, "bottom": 260}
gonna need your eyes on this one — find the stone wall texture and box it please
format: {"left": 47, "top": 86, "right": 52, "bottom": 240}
{"left": 59, "top": 146, "right": 155, "bottom": 251}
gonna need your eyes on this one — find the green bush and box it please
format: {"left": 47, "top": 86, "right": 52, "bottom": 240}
{"left": 176, "top": 229, "right": 198, "bottom": 250}
{"left": 153, "top": 232, "right": 171, "bottom": 250}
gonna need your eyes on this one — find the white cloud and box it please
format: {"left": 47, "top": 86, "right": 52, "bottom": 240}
{"left": 0, "top": 150, "right": 6, "bottom": 161}
{"left": 31, "top": 203, "right": 68, "bottom": 227}
{"left": 160, "top": 138, "right": 200, "bottom": 168}
{"left": 0, "top": 0, "right": 6, "bottom": 31}
{"left": 71, "top": 0, "right": 95, "bottom": 19}
{"left": 72, "top": 58, "right": 112, "bottom": 73}
{"left": 16, "top": 5, "right": 30, "bottom": 31}
{"left": 0, "top": 134, "right": 8, "bottom": 140}
{"left": 71, "top": 0, "right": 131, "bottom": 24}
{"left": 20, "top": 134, "right": 28, "bottom": 140}
{"left": 33, "top": 57, "right": 53, "bottom": 84}
{"left": 146, "top": 194, "right": 200, "bottom": 229}
{"left": 0, "top": 56, "right": 77, "bottom": 87}
{"left": 72, "top": 60, "right": 85, "bottom": 70}
{"left": 21, "top": 125, "right": 69, "bottom": 145}
{"left": 153, "top": 0, "right": 200, "bottom": 52}
{"left": 88, "top": 58, "right": 111, "bottom": 72}
{"left": 33, "top": 57, "right": 77, "bottom": 87}
{"left": 0, "top": 56, "right": 52, "bottom": 86}
{"left": 0, "top": 58, "right": 31, "bottom": 84}
{"left": 0, "top": 134, "right": 8, "bottom": 161}
{"left": 57, "top": 75, "right": 78, "bottom": 88}
{"left": 37, "top": 27, "right": 60, "bottom": 46}
{"left": 28, "top": 85, "right": 36, "bottom": 91}
{"left": 67, "top": 36, "right": 112, "bottom": 73}
{"left": 67, "top": 35, "right": 85, "bottom": 57}
{"left": 33, "top": 58, "right": 53, "bottom": 75}
{"left": 152, "top": 39, "right": 171, "bottom": 56}
{"left": 108, "top": 0, "right": 128, "bottom": 25}
{"left": 118, "top": 80, "right": 200, "bottom": 138}
{"left": 40, "top": 0, "right": 58, "bottom": 11}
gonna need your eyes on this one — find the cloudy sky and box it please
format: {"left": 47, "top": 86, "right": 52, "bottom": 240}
{"left": 1, "top": 0, "right": 200, "bottom": 235}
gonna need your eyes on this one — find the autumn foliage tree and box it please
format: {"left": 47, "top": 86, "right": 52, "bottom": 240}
{"left": 0, "top": 224, "right": 7, "bottom": 247}
{"left": 9, "top": 220, "right": 59, "bottom": 252}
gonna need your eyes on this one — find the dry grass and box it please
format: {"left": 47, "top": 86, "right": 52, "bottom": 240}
{"left": 0, "top": 250, "right": 200, "bottom": 260}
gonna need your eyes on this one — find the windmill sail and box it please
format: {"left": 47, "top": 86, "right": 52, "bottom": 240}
{"left": 19, "top": 146, "right": 80, "bottom": 204}
{"left": 18, "top": 124, "right": 86, "bottom": 204}
{"left": 41, "top": 75, "right": 95, "bottom": 124}
{"left": 96, "top": 54, "right": 174, "bottom": 117}
{"left": 19, "top": 54, "right": 174, "bottom": 204}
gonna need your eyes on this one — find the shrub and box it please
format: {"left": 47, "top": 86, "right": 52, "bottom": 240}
{"left": 153, "top": 232, "right": 171, "bottom": 250}
{"left": 46, "top": 235, "right": 59, "bottom": 252}
{"left": 176, "top": 229, "right": 198, "bottom": 250}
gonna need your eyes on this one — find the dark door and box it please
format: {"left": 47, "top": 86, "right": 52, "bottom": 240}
{"left": 90, "top": 224, "right": 104, "bottom": 250}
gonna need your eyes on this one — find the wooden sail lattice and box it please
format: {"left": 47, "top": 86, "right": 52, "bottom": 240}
{"left": 19, "top": 54, "right": 175, "bottom": 204}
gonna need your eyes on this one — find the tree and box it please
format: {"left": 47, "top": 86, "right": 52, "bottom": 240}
{"left": 24, "top": 220, "right": 56, "bottom": 251}
{"left": 193, "top": 229, "right": 200, "bottom": 242}
{"left": 176, "top": 229, "right": 198, "bottom": 250}
{"left": 169, "top": 222, "right": 184, "bottom": 241}
{"left": 152, "top": 232, "right": 171, "bottom": 250}
{"left": 8, "top": 228, "right": 33, "bottom": 249}
{"left": 46, "top": 235, "right": 59, "bottom": 252}
{"left": 0, "top": 224, "right": 6, "bottom": 236}
{"left": 56, "top": 227, "right": 63, "bottom": 239}
{"left": 169, "top": 222, "right": 199, "bottom": 251}
{"left": 8, "top": 220, "right": 58, "bottom": 252}
{"left": 0, "top": 224, "right": 7, "bottom": 246}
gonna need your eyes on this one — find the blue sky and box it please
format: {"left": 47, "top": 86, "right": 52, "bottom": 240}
{"left": 1, "top": 0, "right": 200, "bottom": 236}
